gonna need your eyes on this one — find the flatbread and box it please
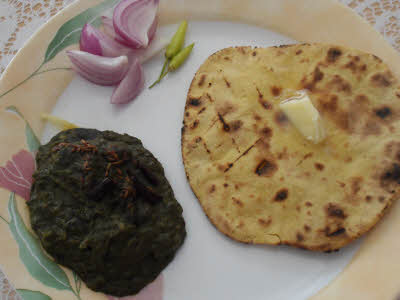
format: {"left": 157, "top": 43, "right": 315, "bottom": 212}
{"left": 182, "top": 44, "right": 400, "bottom": 251}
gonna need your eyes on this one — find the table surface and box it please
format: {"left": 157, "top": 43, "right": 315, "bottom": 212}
{"left": 0, "top": 0, "right": 399, "bottom": 299}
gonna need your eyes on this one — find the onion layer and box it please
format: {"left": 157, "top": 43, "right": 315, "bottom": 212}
{"left": 111, "top": 58, "right": 144, "bottom": 104}
{"left": 80, "top": 24, "right": 130, "bottom": 57}
{"left": 67, "top": 50, "right": 129, "bottom": 86}
{"left": 113, "top": 0, "right": 159, "bottom": 48}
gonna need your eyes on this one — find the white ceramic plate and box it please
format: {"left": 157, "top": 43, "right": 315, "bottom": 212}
{"left": 0, "top": 1, "right": 399, "bottom": 299}
{"left": 43, "top": 21, "right": 360, "bottom": 300}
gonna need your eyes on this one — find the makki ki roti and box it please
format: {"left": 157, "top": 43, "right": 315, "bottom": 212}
{"left": 29, "top": 128, "right": 186, "bottom": 297}
{"left": 181, "top": 43, "right": 400, "bottom": 252}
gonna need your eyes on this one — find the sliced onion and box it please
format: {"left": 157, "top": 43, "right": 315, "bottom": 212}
{"left": 113, "top": 0, "right": 159, "bottom": 48}
{"left": 102, "top": 16, "right": 118, "bottom": 38}
{"left": 130, "top": 33, "right": 168, "bottom": 64}
{"left": 102, "top": 16, "right": 132, "bottom": 47}
{"left": 80, "top": 24, "right": 102, "bottom": 56}
{"left": 80, "top": 24, "right": 130, "bottom": 57}
{"left": 111, "top": 58, "right": 144, "bottom": 104}
{"left": 67, "top": 50, "right": 129, "bottom": 86}
{"left": 147, "top": 15, "right": 158, "bottom": 44}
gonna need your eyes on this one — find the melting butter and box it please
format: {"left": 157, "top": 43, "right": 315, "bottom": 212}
{"left": 279, "top": 91, "right": 326, "bottom": 144}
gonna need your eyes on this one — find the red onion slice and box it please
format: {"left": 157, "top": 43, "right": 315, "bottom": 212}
{"left": 80, "top": 24, "right": 130, "bottom": 57}
{"left": 102, "top": 15, "right": 114, "bottom": 34}
{"left": 66, "top": 50, "right": 129, "bottom": 86}
{"left": 113, "top": 0, "right": 159, "bottom": 48}
{"left": 130, "top": 33, "right": 168, "bottom": 64}
{"left": 111, "top": 57, "right": 144, "bottom": 104}
{"left": 102, "top": 16, "right": 132, "bottom": 47}
{"left": 147, "top": 15, "right": 158, "bottom": 44}
{"left": 83, "top": 20, "right": 167, "bottom": 62}
{"left": 79, "top": 24, "right": 103, "bottom": 56}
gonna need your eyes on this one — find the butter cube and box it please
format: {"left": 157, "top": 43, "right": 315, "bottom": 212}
{"left": 279, "top": 91, "right": 326, "bottom": 144}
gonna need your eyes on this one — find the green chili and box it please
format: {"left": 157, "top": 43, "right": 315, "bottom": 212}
{"left": 165, "top": 20, "right": 188, "bottom": 59}
{"left": 168, "top": 43, "right": 194, "bottom": 70}
{"left": 150, "top": 21, "right": 187, "bottom": 88}
{"left": 159, "top": 59, "right": 169, "bottom": 80}
{"left": 149, "top": 43, "right": 195, "bottom": 88}
{"left": 151, "top": 21, "right": 188, "bottom": 88}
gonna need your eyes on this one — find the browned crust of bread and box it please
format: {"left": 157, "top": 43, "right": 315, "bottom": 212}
{"left": 181, "top": 44, "right": 399, "bottom": 252}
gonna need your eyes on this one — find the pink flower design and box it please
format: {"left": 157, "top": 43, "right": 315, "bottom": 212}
{"left": 108, "top": 274, "right": 163, "bottom": 300}
{"left": 0, "top": 150, "right": 35, "bottom": 202}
